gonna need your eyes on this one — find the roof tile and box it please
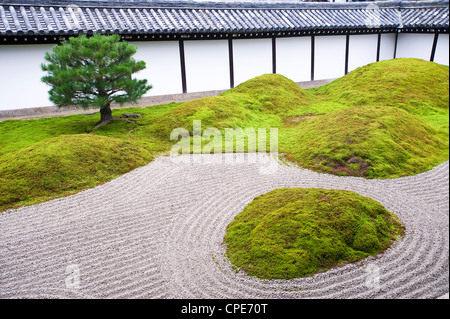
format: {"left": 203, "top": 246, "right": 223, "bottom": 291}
{"left": 0, "top": 1, "right": 448, "bottom": 37}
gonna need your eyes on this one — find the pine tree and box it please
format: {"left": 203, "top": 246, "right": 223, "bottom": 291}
{"left": 41, "top": 34, "right": 151, "bottom": 124}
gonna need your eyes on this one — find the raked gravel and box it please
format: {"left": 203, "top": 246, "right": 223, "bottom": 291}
{"left": 0, "top": 153, "right": 448, "bottom": 299}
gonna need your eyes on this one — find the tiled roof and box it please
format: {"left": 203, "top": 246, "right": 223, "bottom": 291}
{"left": 0, "top": 1, "right": 448, "bottom": 37}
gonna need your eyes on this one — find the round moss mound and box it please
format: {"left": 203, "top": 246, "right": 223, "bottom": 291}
{"left": 151, "top": 94, "right": 267, "bottom": 139}
{"left": 152, "top": 74, "right": 312, "bottom": 139}
{"left": 281, "top": 105, "right": 449, "bottom": 178}
{"left": 224, "top": 188, "right": 405, "bottom": 279}
{"left": 315, "top": 58, "right": 449, "bottom": 114}
{"left": 221, "top": 73, "right": 314, "bottom": 114}
{"left": 0, "top": 134, "right": 152, "bottom": 211}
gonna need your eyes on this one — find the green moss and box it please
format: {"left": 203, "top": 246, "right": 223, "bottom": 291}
{"left": 0, "top": 115, "right": 99, "bottom": 156}
{"left": 352, "top": 222, "right": 382, "bottom": 253}
{"left": 0, "top": 58, "right": 448, "bottom": 212}
{"left": 148, "top": 95, "right": 273, "bottom": 139}
{"left": 0, "top": 102, "right": 182, "bottom": 156}
{"left": 224, "top": 188, "right": 405, "bottom": 279}
{"left": 280, "top": 105, "right": 449, "bottom": 178}
{"left": 313, "top": 58, "right": 449, "bottom": 120}
{"left": 150, "top": 73, "right": 313, "bottom": 139}
{"left": 0, "top": 134, "right": 152, "bottom": 212}
{"left": 221, "top": 73, "right": 314, "bottom": 114}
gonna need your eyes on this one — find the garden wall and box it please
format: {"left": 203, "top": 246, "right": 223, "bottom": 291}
{"left": 0, "top": 32, "right": 448, "bottom": 111}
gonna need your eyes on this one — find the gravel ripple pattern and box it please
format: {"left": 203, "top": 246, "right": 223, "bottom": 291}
{"left": 0, "top": 154, "right": 448, "bottom": 299}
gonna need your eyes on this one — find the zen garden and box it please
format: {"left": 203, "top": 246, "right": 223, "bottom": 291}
{"left": 0, "top": 15, "right": 448, "bottom": 301}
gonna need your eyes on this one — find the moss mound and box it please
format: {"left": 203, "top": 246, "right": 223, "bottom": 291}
{"left": 151, "top": 94, "right": 267, "bottom": 139}
{"left": 281, "top": 105, "right": 448, "bottom": 178}
{"left": 221, "top": 73, "right": 314, "bottom": 113}
{"left": 0, "top": 134, "right": 152, "bottom": 211}
{"left": 152, "top": 74, "right": 312, "bottom": 139}
{"left": 224, "top": 188, "right": 404, "bottom": 279}
{"left": 315, "top": 58, "right": 449, "bottom": 115}
{"left": 1, "top": 59, "right": 448, "bottom": 212}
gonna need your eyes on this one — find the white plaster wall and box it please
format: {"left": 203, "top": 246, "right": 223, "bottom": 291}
{"left": 348, "top": 34, "right": 378, "bottom": 72}
{"left": 0, "top": 33, "right": 446, "bottom": 111}
{"left": 131, "top": 41, "right": 182, "bottom": 96}
{"left": 314, "top": 35, "right": 346, "bottom": 80}
{"left": 396, "top": 33, "right": 434, "bottom": 60}
{"left": 233, "top": 38, "right": 272, "bottom": 86}
{"left": 434, "top": 33, "right": 449, "bottom": 66}
{"left": 276, "top": 36, "right": 311, "bottom": 82}
{"left": 379, "top": 33, "right": 396, "bottom": 61}
{"left": 184, "top": 40, "right": 230, "bottom": 92}
{"left": 0, "top": 44, "right": 55, "bottom": 110}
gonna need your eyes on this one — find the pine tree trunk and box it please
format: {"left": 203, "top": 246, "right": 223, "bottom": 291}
{"left": 100, "top": 103, "right": 113, "bottom": 123}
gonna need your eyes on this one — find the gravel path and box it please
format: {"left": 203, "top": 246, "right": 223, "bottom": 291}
{"left": 0, "top": 154, "right": 448, "bottom": 299}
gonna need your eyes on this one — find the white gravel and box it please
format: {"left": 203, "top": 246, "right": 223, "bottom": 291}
{"left": 0, "top": 154, "right": 448, "bottom": 299}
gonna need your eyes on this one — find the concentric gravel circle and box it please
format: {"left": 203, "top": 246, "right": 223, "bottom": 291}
{"left": 0, "top": 154, "right": 448, "bottom": 299}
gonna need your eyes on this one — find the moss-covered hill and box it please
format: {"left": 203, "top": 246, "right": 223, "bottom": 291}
{"left": 281, "top": 105, "right": 449, "bottom": 178}
{"left": 224, "top": 188, "right": 405, "bottom": 279}
{"left": 313, "top": 58, "right": 449, "bottom": 114}
{"left": 151, "top": 73, "right": 314, "bottom": 138}
{"left": 0, "top": 58, "right": 448, "bottom": 212}
{"left": 221, "top": 73, "right": 314, "bottom": 114}
{"left": 151, "top": 59, "right": 448, "bottom": 179}
{"left": 0, "top": 135, "right": 152, "bottom": 212}
{"left": 279, "top": 59, "right": 449, "bottom": 178}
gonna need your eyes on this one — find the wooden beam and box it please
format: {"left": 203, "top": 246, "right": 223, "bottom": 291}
{"left": 228, "top": 38, "right": 234, "bottom": 89}
{"left": 310, "top": 35, "right": 315, "bottom": 81}
{"left": 393, "top": 31, "right": 399, "bottom": 59}
{"left": 376, "top": 32, "right": 381, "bottom": 61}
{"left": 272, "top": 37, "right": 276, "bottom": 74}
{"left": 430, "top": 32, "right": 439, "bottom": 62}
{"left": 179, "top": 39, "right": 187, "bottom": 94}
{"left": 345, "top": 34, "right": 349, "bottom": 74}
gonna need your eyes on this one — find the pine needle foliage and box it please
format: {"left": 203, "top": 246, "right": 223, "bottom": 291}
{"left": 41, "top": 34, "right": 151, "bottom": 123}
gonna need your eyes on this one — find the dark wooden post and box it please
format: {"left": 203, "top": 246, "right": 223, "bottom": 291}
{"left": 345, "top": 34, "right": 350, "bottom": 74}
{"left": 272, "top": 37, "right": 276, "bottom": 74}
{"left": 430, "top": 32, "right": 439, "bottom": 62}
{"left": 179, "top": 39, "right": 187, "bottom": 93}
{"left": 376, "top": 32, "right": 381, "bottom": 61}
{"left": 228, "top": 38, "right": 234, "bottom": 89}
{"left": 310, "top": 35, "right": 315, "bottom": 81}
